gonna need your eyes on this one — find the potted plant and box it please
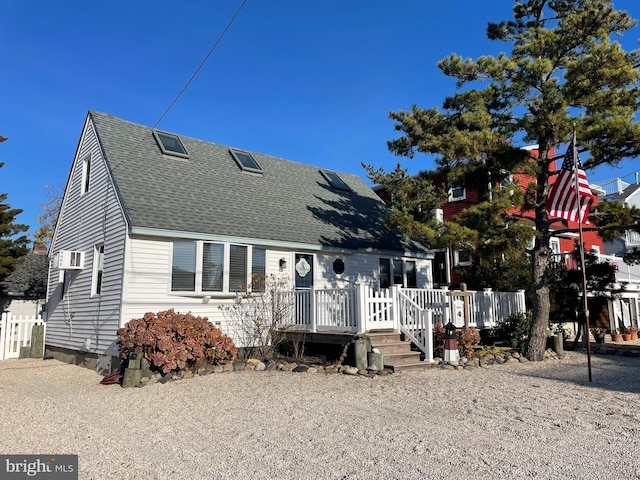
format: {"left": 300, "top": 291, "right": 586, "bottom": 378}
{"left": 628, "top": 326, "right": 638, "bottom": 341}
{"left": 622, "top": 326, "right": 632, "bottom": 341}
{"left": 590, "top": 327, "right": 606, "bottom": 344}
{"left": 611, "top": 329, "right": 623, "bottom": 342}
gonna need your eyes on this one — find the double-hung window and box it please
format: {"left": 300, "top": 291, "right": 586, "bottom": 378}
{"left": 171, "top": 241, "right": 266, "bottom": 294}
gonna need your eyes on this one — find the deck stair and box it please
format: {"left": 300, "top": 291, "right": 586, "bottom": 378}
{"left": 367, "top": 330, "right": 429, "bottom": 372}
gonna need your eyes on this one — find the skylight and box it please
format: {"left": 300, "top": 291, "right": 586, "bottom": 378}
{"left": 230, "top": 149, "right": 263, "bottom": 173}
{"left": 321, "top": 170, "right": 351, "bottom": 191}
{"left": 153, "top": 130, "right": 188, "bottom": 158}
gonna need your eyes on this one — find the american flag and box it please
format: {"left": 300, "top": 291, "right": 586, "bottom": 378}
{"left": 546, "top": 140, "right": 594, "bottom": 224}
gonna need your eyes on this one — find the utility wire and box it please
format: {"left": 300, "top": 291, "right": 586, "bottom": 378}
{"left": 110, "top": 0, "right": 248, "bottom": 173}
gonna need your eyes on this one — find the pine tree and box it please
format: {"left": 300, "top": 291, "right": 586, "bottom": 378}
{"left": 0, "top": 138, "right": 30, "bottom": 295}
{"left": 369, "top": 1, "right": 640, "bottom": 360}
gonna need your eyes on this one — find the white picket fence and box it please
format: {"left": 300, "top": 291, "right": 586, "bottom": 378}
{"left": 0, "top": 313, "right": 45, "bottom": 360}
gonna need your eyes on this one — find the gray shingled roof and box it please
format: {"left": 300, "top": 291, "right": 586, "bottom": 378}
{"left": 90, "top": 112, "right": 429, "bottom": 256}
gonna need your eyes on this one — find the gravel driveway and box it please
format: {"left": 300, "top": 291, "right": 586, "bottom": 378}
{"left": 1, "top": 352, "right": 639, "bottom": 480}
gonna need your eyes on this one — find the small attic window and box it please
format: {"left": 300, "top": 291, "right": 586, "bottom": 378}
{"left": 153, "top": 130, "right": 188, "bottom": 158}
{"left": 230, "top": 149, "right": 263, "bottom": 173}
{"left": 321, "top": 170, "right": 351, "bottom": 191}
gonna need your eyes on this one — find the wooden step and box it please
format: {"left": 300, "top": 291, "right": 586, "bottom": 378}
{"left": 367, "top": 331, "right": 403, "bottom": 344}
{"left": 390, "top": 361, "right": 433, "bottom": 373}
{"left": 373, "top": 342, "right": 414, "bottom": 355}
{"left": 382, "top": 351, "right": 423, "bottom": 365}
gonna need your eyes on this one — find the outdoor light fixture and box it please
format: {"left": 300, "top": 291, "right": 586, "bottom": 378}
{"left": 279, "top": 257, "right": 287, "bottom": 270}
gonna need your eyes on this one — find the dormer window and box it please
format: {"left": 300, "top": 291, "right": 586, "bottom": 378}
{"left": 153, "top": 130, "right": 188, "bottom": 158}
{"left": 321, "top": 170, "right": 351, "bottom": 191}
{"left": 230, "top": 149, "right": 263, "bottom": 173}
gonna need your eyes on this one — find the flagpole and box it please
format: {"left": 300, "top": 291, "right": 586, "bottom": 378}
{"left": 572, "top": 123, "right": 593, "bottom": 382}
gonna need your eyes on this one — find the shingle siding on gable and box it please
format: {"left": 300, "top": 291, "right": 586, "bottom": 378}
{"left": 46, "top": 117, "right": 128, "bottom": 354}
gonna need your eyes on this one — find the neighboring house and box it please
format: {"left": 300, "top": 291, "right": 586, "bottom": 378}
{"left": 592, "top": 178, "right": 640, "bottom": 331}
{"left": 45, "top": 111, "right": 433, "bottom": 371}
{"left": 375, "top": 146, "right": 605, "bottom": 287}
{"left": 1, "top": 244, "right": 48, "bottom": 316}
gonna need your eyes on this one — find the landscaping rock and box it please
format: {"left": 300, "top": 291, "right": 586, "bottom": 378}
{"left": 293, "top": 365, "right": 309, "bottom": 373}
{"left": 233, "top": 363, "right": 246, "bottom": 372}
{"left": 281, "top": 363, "right": 297, "bottom": 372}
{"left": 223, "top": 363, "right": 234, "bottom": 373}
{"left": 244, "top": 364, "right": 255, "bottom": 371}
{"left": 255, "top": 362, "right": 266, "bottom": 371}
{"left": 214, "top": 365, "right": 224, "bottom": 374}
{"left": 325, "top": 366, "right": 339, "bottom": 374}
{"left": 307, "top": 367, "right": 318, "bottom": 374}
{"left": 342, "top": 366, "right": 358, "bottom": 375}
{"left": 265, "top": 360, "right": 277, "bottom": 371}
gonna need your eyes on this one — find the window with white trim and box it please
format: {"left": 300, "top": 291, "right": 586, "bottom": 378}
{"left": 81, "top": 155, "right": 91, "bottom": 195}
{"left": 92, "top": 244, "right": 104, "bottom": 296}
{"left": 454, "top": 249, "right": 472, "bottom": 266}
{"left": 171, "top": 241, "right": 266, "bottom": 294}
{"left": 448, "top": 180, "right": 466, "bottom": 201}
{"left": 379, "top": 258, "right": 418, "bottom": 289}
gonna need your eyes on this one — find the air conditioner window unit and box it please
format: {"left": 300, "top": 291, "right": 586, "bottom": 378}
{"left": 59, "top": 250, "right": 84, "bottom": 270}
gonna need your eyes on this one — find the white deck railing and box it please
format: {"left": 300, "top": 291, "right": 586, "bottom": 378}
{"left": 277, "top": 285, "right": 525, "bottom": 333}
{"left": 550, "top": 252, "right": 640, "bottom": 285}
{"left": 0, "top": 313, "right": 44, "bottom": 360}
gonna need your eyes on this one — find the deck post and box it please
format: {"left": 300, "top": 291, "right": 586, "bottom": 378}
{"left": 425, "top": 309, "right": 434, "bottom": 362}
{"left": 390, "top": 285, "right": 399, "bottom": 331}
{"left": 483, "top": 288, "right": 494, "bottom": 329}
{"left": 517, "top": 289, "right": 526, "bottom": 313}
{"left": 441, "top": 286, "right": 450, "bottom": 326}
{"left": 0, "top": 312, "right": 8, "bottom": 361}
{"left": 309, "top": 287, "right": 317, "bottom": 333}
{"left": 356, "top": 284, "right": 367, "bottom": 334}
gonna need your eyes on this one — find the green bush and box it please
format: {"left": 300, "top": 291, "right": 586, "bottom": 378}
{"left": 117, "top": 309, "right": 237, "bottom": 374}
{"left": 493, "top": 311, "right": 531, "bottom": 352}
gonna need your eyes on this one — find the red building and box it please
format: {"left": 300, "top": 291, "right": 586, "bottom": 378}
{"left": 374, "top": 145, "right": 605, "bottom": 287}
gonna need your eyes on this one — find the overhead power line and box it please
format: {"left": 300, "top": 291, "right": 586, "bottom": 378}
{"left": 110, "top": 0, "right": 248, "bottom": 173}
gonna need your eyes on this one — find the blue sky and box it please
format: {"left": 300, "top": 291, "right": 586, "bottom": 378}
{"left": 2, "top": 1, "right": 640, "bottom": 238}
